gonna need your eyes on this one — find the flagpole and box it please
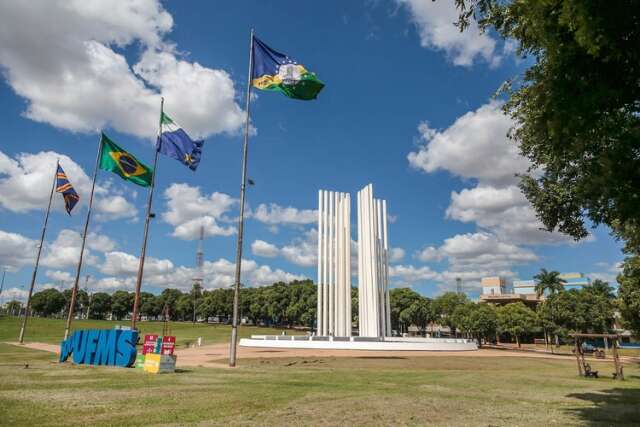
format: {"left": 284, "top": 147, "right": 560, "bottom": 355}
{"left": 229, "top": 28, "right": 254, "bottom": 367}
{"left": 19, "top": 160, "right": 58, "bottom": 343}
{"left": 131, "top": 97, "right": 163, "bottom": 330}
{"left": 63, "top": 136, "right": 102, "bottom": 341}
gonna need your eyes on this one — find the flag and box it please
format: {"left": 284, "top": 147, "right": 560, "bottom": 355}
{"left": 56, "top": 165, "right": 79, "bottom": 214}
{"left": 156, "top": 112, "right": 204, "bottom": 171}
{"left": 99, "top": 133, "right": 153, "bottom": 187}
{"left": 251, "top": 35, "right": 324, "bottom": 100}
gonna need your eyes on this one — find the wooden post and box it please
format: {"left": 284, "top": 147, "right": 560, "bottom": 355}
{"left": 574, "top": 336, "right": 583, "bottom": 377}
{"left": 612, "top": 338, "right": 624, "bottom": 380}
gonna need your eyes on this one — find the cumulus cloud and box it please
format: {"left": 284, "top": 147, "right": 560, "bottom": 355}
{"left": 0, "top": 0, "right": 244, "bottom": 139}
{"left": 0, "top": 150, "right": 100, "bottom": 213}
{"left": 251, "top": 240, "right": 280, "bottom": 258}
{"left": 408, "top": 101, "right": 579, "bottom": 246}
{"left": 0, "top": 230, "right": 38, "bottom": 271}
{"left": 95, "top": 195, "right": 138, "bottom": 222}
{"left": 389, "top": 264, "right": 440, "bottom": 286}
{"left": 100, "top": 251, "right": 174, "bottom": 277}
{"left": 251, "top": 229, "right": 318, "bottom": 267}
{"left": 0, "top": 228, "right": 114, "bottom": 273}
{"left": 251, "top": 203, "right": 317, "bottom": 226}
{"left": 389, "top": 247, "right": 405, "bottom": 263}
{"left": 162, "top": 183, "right": 236, "bottom": 240}
{"left": 397, "top": 0, "right": 500, "bottom": 67}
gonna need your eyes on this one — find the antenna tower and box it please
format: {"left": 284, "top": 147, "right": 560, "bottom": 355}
{"left": 193, "top": 225, "right": 204, "bottom": 287}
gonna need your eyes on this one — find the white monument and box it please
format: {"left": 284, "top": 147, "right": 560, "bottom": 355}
{"left": 239, "top": 183, "right": 478, "bottom": 351}
{"left": 316, "top": 190, "right": 352, "bottom": 337}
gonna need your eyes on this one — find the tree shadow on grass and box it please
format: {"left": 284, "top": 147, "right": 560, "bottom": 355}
{"left": 566, "top": 387, "right": 640, "bottom": 426}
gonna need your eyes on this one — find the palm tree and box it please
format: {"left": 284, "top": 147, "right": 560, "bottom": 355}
{"left": 590, "top": 279, "right": 615, "bottom": 299}
{"left": 533, "top": 269, "right": 566, "bottom": 298}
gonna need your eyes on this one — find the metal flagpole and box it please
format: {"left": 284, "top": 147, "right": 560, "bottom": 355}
{"left": 131, "top": 97, "right": 163, "bottom": 330}
{"left": 19, "top": 160, "right": 58, "bottom": 343}
{"left": 229, "top": 28, "right": 254, "bottom": 367}
{"left": 64, "top": 136, "right": 103, "bottom": 340}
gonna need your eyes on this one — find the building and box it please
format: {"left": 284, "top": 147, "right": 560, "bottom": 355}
{"left": 480, "top": 272, "right": 593, "bottom": 307}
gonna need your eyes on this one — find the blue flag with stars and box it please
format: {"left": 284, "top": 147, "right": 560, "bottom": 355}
{"left": 156, "top": 112, "right": 203, "bottom": 171}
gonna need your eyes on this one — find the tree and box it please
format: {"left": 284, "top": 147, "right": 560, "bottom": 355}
{"left": 540, "top": 289, "right": 614, "bottom": 335}
{"left": 533, "top": 269, "right": 565, "bottom": 298}
{"left": 497, "top": 302, "right": 538, "bottom": 347}
{"left": 30, "top": 288, "right": 66, "bottom": 317}
{"left": 390, "top": 288, "right": 423, "bottom": 333}
{"left": 5, "top": 300, "right": 22, "bottom": 315}
{"left": 89, "top": 292, "right": 111, "bottom": 319}
{"left": 433, "top": 292, "right": 469, "bottom": 336}
{"left": 618, "top": 256, "right": 640, "bottom": 337}
{"left": 455, "top": 1, "right": 640, "bottom": 246}
{"left": 468, "top": 303, "right": 498, "bottom": 346}
{"left": 405, "top": 297, "right": 434, "bottom": 336}
{"left": 157, "top": 288, "right": 183, "bottom": 319}
{"left": 589, "top": 279, "right": 615, "bottom": 300}
{"left": 110, "top": 290, "right": 133, "bottom": 320}
{"left": 140, "top": 292, "right": 161, "bottom": 319}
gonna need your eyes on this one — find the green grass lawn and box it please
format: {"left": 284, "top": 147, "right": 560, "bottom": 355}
{"left": 0, "top": 342, "right": 638, "bottom": 426}
{"left": 0, "top": 315, "right": 298, "bottom": 348}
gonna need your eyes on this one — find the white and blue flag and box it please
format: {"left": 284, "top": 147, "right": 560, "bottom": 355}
{"left": 156, "top": 112, "right": 204, "bottom": 171}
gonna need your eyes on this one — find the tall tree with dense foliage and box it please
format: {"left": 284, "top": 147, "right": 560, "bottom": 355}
{"left": 390, "top": 288, "right": 423, "bottom": 333}
{"left": 89, "top": 292, "right": 111, "bottom": 320}
{"left": 497, "top": 302, "right": 538, "bottom": 347}
{"left": 433, "top": 292, "right": 469, "bottom": 336}
{"left": 533, "top": 269, "right": 565, "bottom": 298}
{"left": 30, "top": 288, "right": 66, "bottom": 317}
{"left": 617, "top": 257, "right": 640, "bottom": 337}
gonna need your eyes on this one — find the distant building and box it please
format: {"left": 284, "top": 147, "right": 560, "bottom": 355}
{"left": 481, "top": 277, "right": 508, "bottom": 296}
{"left": 480, "top": 272, "right": 593, "bottom": 307}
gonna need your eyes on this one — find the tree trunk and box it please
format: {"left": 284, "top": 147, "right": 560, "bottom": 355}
{"left": 516, "top": 335, "right": 520, "bottom": 348}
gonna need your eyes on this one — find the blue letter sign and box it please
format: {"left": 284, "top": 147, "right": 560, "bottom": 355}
{"left": 60, "top": 329, "right": 138, "bottom": 368}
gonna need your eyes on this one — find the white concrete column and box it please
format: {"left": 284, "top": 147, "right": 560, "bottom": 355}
{"left": 317, "top": 190, "right": 323, "bottom": 335}
{"left": 345, "top": 193, "right": 352, "bottom": 336}
{"left": 322, "top": 190, "right": 329, "bottom": 336}
{"left": 382, "top": 199, "right": 391, "bottom": 335}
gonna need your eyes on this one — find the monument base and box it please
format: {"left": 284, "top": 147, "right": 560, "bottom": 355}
{"left": 239, "top": 335, "right": 478, "bottom": 351}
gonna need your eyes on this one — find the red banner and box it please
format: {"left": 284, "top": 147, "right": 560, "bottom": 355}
{"left": 143, "top": 334, "right": 159, "bottom": 355}
{"left": 161, "top": 336, "right": 176, "bottom": 355}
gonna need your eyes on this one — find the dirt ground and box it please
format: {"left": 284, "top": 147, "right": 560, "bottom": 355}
{"left": 8, "top": 340, "right": 619, "bottom": 368}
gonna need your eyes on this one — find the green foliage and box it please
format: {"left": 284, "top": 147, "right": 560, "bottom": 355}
{"left": 30, "top": 288, "right": 66, "bottom": 317}
{"left": 497, "top": 302, "right": 538, "bottom": 347}
{"left": 539, "top": 287, "right": 614, "bottom": 335}
{"left": 4, "top": 300, "right": 22, "bottom": 315}
{"left": 89, "top": 292, "right": 111, "bottom": 319}
{"left": 533, "top": 269, "right": 565, "bottom": 297}
{"left": 433, "top": 292, "right": 469, "bottom": 333}
{"left": 617, "top": 255, "right": 640, "bottom": 336}
{"left": 110, "top": 290, "right": 133, "bottom": 320}
{"left": 389, "top": 288, "right": 423, "bottom": 332}
{"left": 456, "top": 1, "right": 640, "bottom": 244}
{"left": 452, "top": 303, "right": 497, "bottom": 345}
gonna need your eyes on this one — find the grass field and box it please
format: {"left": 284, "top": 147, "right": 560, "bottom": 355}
{"left": 1, "top": 316, "right": 639, "bottom": 426}
{"left": 0, "top": 316, "right": 297, "bottom": 348}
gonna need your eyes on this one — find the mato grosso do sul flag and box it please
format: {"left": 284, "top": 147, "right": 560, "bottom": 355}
{"left": 252, "top": 35, "right": 324, "bottom": 100}
{"left": 156, "top": 112, "right": 204, "bottom": 171}
{"left": 55, "top": 164, "right": 80, "bottom": 214}
{"left": 99, "top": 133, "right": 153, "bottom": 187}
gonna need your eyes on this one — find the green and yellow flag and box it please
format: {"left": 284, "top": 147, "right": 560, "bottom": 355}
{"left": 99, "top": 133, "right": 153, "bottom": 187}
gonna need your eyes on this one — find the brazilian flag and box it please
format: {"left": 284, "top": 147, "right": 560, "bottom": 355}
{"left": 252, "top": 35, "right": 324, "bottom": 100}
{"left": 99, "top": 133, "right": 153, "bottom": 187}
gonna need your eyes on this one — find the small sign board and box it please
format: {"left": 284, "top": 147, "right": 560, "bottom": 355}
{"left": 161, "top": 336, "right": 176, "bottom": 355}
{"left": 143, "top": 354, "right": 177, "bottom": 374}
{"left": 143, "top": 334, "right": 159, "bottom": 355}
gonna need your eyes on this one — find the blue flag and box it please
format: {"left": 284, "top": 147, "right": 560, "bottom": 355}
{"left": 56, "top": 165, "right": 79, "bottom": 214}
{"left": 156, "top": 112, "right": 203, "bottom": 171}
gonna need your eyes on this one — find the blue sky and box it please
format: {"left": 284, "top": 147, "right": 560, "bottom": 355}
{"left": 0, "top": 0, "right": 623, "bottom": 302}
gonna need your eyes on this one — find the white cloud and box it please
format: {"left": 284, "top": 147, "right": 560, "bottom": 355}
{"left": 0, "top": 150, "right": 100, "bottom": 213}
{"left": 408, "top": 101, "right": 581, "bottom": 246}
{"left": 45, "top": 270, "right": 74, "bottom": 283}
{"left": 397, "top": 0, "right": 500, "bottom": 67}
{"left": 251, "top": 229, "right": 318, "bottom": 268}
{"left": 389, "top": 247, "right": 405, "bottom": 263}
{"left": 251, "top": 240, "right": 280, "bottom": 258}
{"left": 414, "top": 246, "right": 441, "bottom": 262}
{"left": 408, "top": 102, "right": 525, "bottom": 186}
{"left": 100, "top": 251, "right": 174, "bottom": 277}
{"left": 95, "top": 195, "right": 138, "bottom": 222}
{"left": 2, "top": 287, "right": 28, "bottom": 302}
{"left": 0, "top": 230, "right": 38, "bottom": 271}
{"left": 162, "top": 183, "right": 236, "bottom": 240}
{"left": 251, "top": 203, "right": 317, "bottom": 226}
{"left": 40, "top": 229, "right": 103, "bottom": 268}
{"left": 389, "top": 264, "right": 440, "bottom": 286}
{"left": 0, "top": 0, "right": 244, "bottom": 139}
